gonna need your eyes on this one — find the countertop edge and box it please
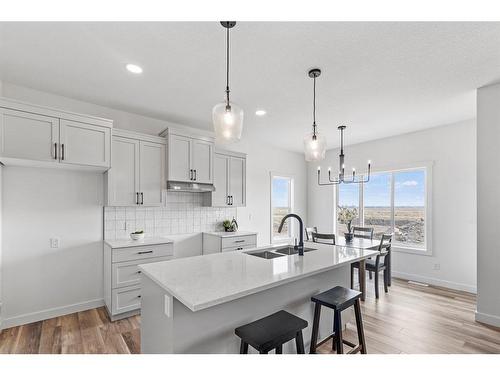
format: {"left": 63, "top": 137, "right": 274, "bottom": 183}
{"left": 139, "top": 250, "right": 377, "bottom": 312}
{"left": 104, "top": 238, "right": 174, "bottom": 249}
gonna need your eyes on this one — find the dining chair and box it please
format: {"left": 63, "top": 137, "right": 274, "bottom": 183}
{"left": 352, "top": 226, "right": 375, "bottom": 278}
{"left": 351, "top": 233, "right": 392, "bottom": 299}
{"left": 352, "top": 226, "right": 374, "bottom": 240}
{"left": 305, "top": 226, "right": 318, "bottom": 241}
{"left": 311, "top": 232, "right": 336, "bottom": 245}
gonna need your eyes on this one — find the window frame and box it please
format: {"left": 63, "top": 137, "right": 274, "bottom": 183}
{"left": 270, "top": 172, "right": 295, "bottom": 244}
{"left": 334, "top": 162, "right": 433, "bottom": 256}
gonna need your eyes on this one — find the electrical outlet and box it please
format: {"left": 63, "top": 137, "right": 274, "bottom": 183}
{"left": 50, "top": 238, "right": 60, "bottom": 248}
{"left": 433, "top": 263, "right": 440, "bottom": 270}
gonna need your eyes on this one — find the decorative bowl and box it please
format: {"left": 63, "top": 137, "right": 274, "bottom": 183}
{"left": 130, "top": 232, "right": 145, "bottom": 241}
{"left": 344, "top": 232, "right": 354, "bottom": 242}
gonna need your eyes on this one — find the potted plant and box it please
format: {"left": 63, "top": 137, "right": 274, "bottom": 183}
{"left": 223, "top": 220, "right": 234, "bottom": 232}
{"left": 337, "top": 206, "right": 358, "bottom": 242}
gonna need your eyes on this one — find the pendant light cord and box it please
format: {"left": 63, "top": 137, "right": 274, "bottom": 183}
{"left": 225, "top": 26, "right": 230, "bottom": 106}
{"left": 312, "top": 75, "right": 317, "bottom": 138}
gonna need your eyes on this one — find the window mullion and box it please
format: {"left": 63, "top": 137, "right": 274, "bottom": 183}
{"left": 390, "top": 172, "right": 395, "bottom": 234}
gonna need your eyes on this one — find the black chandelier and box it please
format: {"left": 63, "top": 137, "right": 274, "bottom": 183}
{"left": 317, "top": 125, "right": 371, "bottom": 185}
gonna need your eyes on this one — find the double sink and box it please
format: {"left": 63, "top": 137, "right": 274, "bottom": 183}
{"left": 246, "top": 245, "right": 317, "bottom": 259}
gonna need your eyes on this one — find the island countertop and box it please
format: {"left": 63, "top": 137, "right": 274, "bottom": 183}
{"left": 139, "top": 243, "right": 378, "bottom": 312}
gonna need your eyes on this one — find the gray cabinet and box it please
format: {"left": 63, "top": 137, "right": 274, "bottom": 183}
{"left": 105, "top": 129, "right": 166, "bottom": 207}
{"left": 212, "top": 150, "right": 246, "bottom": 207}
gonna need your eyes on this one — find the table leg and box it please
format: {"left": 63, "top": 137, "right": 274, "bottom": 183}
{"left": 359, "top": 259, "right": 366, "bottom": 301}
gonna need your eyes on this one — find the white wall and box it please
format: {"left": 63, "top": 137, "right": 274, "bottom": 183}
{"left": 1, "top": 167, "right": 104, "bottom": 328}
{"left": 0, "top": 83, "right": 307, "bottom": 327}
{"left": 308, "top": 120, "right": 477, "bottom": 293}
{"left": 0, "top": 79, "right": 3, "bottom": 327}
{"left": 476, "top": 83, "right": 500, "bottom": 327}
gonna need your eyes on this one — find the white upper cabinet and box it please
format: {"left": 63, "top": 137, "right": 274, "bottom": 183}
{"left": 106, "top": 130, "right": 166, "bottom": 207}
{"left": 162, "top": 128, "right": 214, "bottom": 184}
{"left": 212, "top": 153, "right": 230, "bottom": 206}
{"left": 0, "top": 98, "right": 112, "bottom": 170}
{"left": 59, "top": 119, "right": 111, "bottom": 168}
{"left": 140, "top": 141, "right": 165, "bottom": 206}
{"left": 168, "top": 134, "right": 192, "bottom": 182}
{"left": 107, "top": 136, "right": 140, "bottom": 206}
{"left": 192, "top": 139, "right": 213, "bottom": 183}
{"left": 212, "top": 150, "right": 246, "bottom": 207}
{"left": 0, "top": 108, "right": 59, "bottom": 163}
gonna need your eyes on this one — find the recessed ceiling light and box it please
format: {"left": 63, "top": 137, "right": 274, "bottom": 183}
{"left": 255, "top": 109, "right": 267, "bottom": 116}
{"left": 126, "top": 63, "right": 143, "bottom": 74}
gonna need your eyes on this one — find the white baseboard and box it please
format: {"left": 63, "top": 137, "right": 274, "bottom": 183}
{"left": 475, "top": 310, "right": 500, "bottom": 328}
{"left": 392, "top": 271, "right": 477, "bottom": 293}
{"left": 0, "top": 298, "right": 104, "bottom": 329}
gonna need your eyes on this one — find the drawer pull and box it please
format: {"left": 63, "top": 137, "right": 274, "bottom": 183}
{"left": 137, "top": 295, "right": 141, "bottom": 299}
{"left": 234, "top": 240, "right": 245, "bottom": 243}
{"left": 236, "top": 247, "right": 243, "bottom": 250}
{"left": 137, "top": 270, "right": 142, "bottom": 274}
{"left": 137, "top": 250, "right": 153, "bottom": 255}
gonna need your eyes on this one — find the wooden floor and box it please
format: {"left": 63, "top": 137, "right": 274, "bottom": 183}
{"left": 1, "top": 278, "right": 499, "bottom": 354}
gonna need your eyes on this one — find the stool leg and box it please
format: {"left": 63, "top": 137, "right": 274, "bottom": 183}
{"left": 350, "top": 265, "right": 354, "bottom": 289}
{"left": 334, "top": 310, "right": 343, "bottom": 354}
{"left": 240, "top": 340, "right": 249, "bottom": 354}
{"left": 309, "top": 303, "right": 321, "bottom": 354}
{"left": 354, "top": 300, "right": 367, "bottom": 354}
{"left": 296, "top": 330, "right": 305, "bottom": 354}
{"left": 276, "top": 345, "right": 283, "bottom": 354}
{"left": 331, "top": 315, "right": 337, "bottom": 352}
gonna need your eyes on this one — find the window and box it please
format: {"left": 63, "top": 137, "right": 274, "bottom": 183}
{"left": 271, "top": 173, "right": 294, "bottom": 243}
{"left": 335, "top": 165, "right": 431, "bottom": 253}
{"left": 337, "top": 183, "right": 360, "bottom": 238}
{"left": 364, "top": 172, "right": 392, "bottom": 240}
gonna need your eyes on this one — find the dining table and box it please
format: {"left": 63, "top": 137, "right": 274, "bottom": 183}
{"left": 307, "top": 236, "right": 389, "bottom": 301}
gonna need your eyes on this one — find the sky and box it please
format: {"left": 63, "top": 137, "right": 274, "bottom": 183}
{"left": 339, "top": 170, "right": 425, "bottom": 207}
{"left": 272, "top": 177, "right": 291, "bottom": 207}
{"left": 272, "top": 170, "right": 425, "bottom": 208}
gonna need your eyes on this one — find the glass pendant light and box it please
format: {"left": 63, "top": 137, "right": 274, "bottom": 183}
{"left": 304, "top": 69, "right": 327, "bottom": 161}
{"left": 213, "top": 21, "right": 243, "bottom": 144}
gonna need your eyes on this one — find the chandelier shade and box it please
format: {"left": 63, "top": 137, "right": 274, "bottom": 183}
{"left": 213, "top": 21, "right": 243, "bottom": 144}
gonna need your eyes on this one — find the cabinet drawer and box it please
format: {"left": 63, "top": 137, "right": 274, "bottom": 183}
{"left": 221, "top": 244, "right": 256, "bottom": 253}
{"left": 112, "top": 285, "right": 141, "bottom": 315}
{"left": 221, "top": 235, "right": 256, "bottom": 249}
{"left": 112, "top": 256, "right": 172, "bottom": 289}
{"left": 112, "top": 243, "right": 173, "bottom": 263}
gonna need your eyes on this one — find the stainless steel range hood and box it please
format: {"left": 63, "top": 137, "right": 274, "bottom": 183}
{"left": 167, "top": 181, "right": 215, "bottom": 193}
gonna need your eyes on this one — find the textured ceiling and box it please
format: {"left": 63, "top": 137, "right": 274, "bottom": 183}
{"left": 1, "top": 22, "right": 499, "bottom": 152}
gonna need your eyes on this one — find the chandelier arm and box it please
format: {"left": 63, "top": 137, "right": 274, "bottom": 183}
{"left": 317, "top": 169, "right": 341, "bottom": 185}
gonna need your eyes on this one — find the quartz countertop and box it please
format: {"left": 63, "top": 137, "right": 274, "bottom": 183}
{"left": 203, "top": 231, "right": 258, "bottom": 238}
{"left": 139, "top": 242, "right": 378, "bottom": 312}
{"left": 104, "top": 237, "right": 174, "bottom": 249}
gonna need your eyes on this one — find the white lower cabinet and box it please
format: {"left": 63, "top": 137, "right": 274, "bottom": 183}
{"left": 202, "top": 232, "right": 257, "bottom": 255}
{"left": 105, "top": 129, "right": 166, "bottom": 207}
{"left": 104, "top": 241, "right": 174, "bottom": 320}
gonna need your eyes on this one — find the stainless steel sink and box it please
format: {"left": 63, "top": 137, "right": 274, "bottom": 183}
{"left": 246, "top": 250, "right": 286, "bottom": 259}
{"left": 274, "top": 246, "right": 318, "bottom": 255}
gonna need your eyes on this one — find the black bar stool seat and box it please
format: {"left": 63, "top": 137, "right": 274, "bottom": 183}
{"left": 235, "top": 310, "right": 308, "bottom": 354}
{"left": 309, "top": 286, "right": 367, "bottom": 354}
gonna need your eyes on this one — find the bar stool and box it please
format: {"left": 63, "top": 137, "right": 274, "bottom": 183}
{"left": 235, "top": 310, "right": 308, "bottom": 354}
{"left": 309, "top": 286, "right": 367, "bottom": 354}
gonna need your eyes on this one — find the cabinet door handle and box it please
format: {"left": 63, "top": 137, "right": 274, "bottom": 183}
{"left": 136, "top": 192, "right": 139, "bottom": 205}
{"left": 236, "top": 247, "right": 243, "bottom": 250}
{"left": 230, "top": 196, "right": 233, "bottom": 205}
{"left": 137, "top": 270, "right": 142, "bottom": 274}
{"left": 194, "top": 169, "right": 197, "bottom": 181}
{"left": 137, "top": 295, "right": 141, "bottom": 299}
{"left": 140, "top": 192, "right": 144, "bottom": 205}
{"left": 227, "top": 196, "right": 230, "bottom": 205}
{"left": 61, "top": 144, "right": 65, "bottom": 161}
{"left": 54, "top": 143, "right": 58, "bottom": 160}
{"left": 189, "top": 169, "right": 193, "bottom": 180}
{"left": 137, "top": 250, "right": 153, "bottom": 255}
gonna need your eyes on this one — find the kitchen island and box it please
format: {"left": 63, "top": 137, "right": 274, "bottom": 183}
{"left": 139, "top": 242, "right": 378, "bottom": 354}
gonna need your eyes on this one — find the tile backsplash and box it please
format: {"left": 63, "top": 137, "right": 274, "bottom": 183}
{"left": 104, "top": 192, "right": 237, "bottom": 240}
